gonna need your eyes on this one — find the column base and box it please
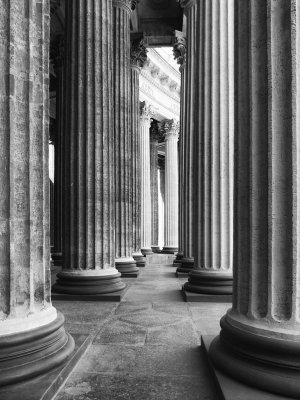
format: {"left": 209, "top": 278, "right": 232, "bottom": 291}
{"left": 209, "top": 315, "right": 300, "bottom": 399}
{"left": 162, "top": 246, "right": 178, "bottom": 254}
{"left": 151, "top": 245, "right": 161, "bottom": 253}
{"left": 173, "top": 251, "right": 184, "bottom": 264}
{"left": 183, "top": 269, "right": 232, "bottom": 294}
{"left": 176, "top": 257, "right": 194, "bottom": 274}
{"left": 0, "top": 312, "right": 74, "bottom": 387}
{"left": 52, "top": 269, "right": 126, "bottom": 294}
{"left": 141, "top": 248, "right": 153, "bottom": 256}
{"left": 132, "top": 252, "right": 146, "bottom": 267}
{"left": 115, "top": 257, "right": 140, "bottom": 277}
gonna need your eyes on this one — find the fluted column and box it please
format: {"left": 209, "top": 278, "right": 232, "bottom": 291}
{"left": 161, "top": 121, "right": 179, "bottom": 254}
{"left": 53, "top": 0, "right": 126, "bottom": 295}
{"left": 139, "top": 102, "right": 153, "bottom": 255}
{"left": 130, "top": 33, "right": 148, "bottom": 267}
{"left": 150, "top": 121, "right": 160, "bottom": 253}
{"left": 0, "top": 0, "right": 74, "bottom": 385}
{"left": 113, "top": 0, "right": 139, "bottom": 276}
{"left": 175, "top": 4, "right": 196, "bottom": 274}
{"left": 183, "top": 0, "right": 233, "bottom": 295}
{"left": 51, "top": 35, "right": 64, "bottom": 266}
{"left": 173, "top": 31, "right": 186, "bottom": 267}
{"left": 210, "top": 1, "right": 300, "bottom": 397}
{"left": 158, "top": 157, "right": 165, "bottom": 248}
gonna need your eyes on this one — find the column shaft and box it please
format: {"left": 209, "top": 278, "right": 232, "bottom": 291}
{"left": 162, "top": 121, "right": 179, "bottom": 253}
{"left": 54, "top": 0, "right": 125, "bottom": 294}
{"left": 0, "top": 0, "right": 73, "bottom": 385}
{"left": 113, "top": 0, "right": 139, "bottom": 275}
{"left": 210, "top": 1, "right": 300, "bottom": 397}
{"left": 150, "top": 127, "right": 160, "bottom": 253}
{"left": 184, "top": 0, "right": 234, "bottom": 294}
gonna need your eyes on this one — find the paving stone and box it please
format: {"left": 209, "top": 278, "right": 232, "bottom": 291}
{"left": 56, "top": 373, "right": 218, "bottom": 400}
{"left": 94, "top": 320, "right": 147, "bottom": 346}
{"left": 146, "top": 320, "right": 199, "bottom": 346}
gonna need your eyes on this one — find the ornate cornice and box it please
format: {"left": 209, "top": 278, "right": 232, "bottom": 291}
{"left": 140, "top": 101, "right": 152, "bottom": 122}
{"left": 112, "top": 0, "right": 132, "bottom": 14}
{"left": 131, "top": 33, "right": 148, "bottom": 70}
{"left": 173, "top": 31, "right": 186, "bottom": 72}
{"left": 159, "top": 119, "right": 180, "bottom": 140}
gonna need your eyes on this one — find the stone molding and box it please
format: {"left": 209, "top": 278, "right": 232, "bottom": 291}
{"left": 130, "top": 32, "right": 148, "bottom": 70}
{"left": 112, "top": 0, "right": 132, "bottom": 14}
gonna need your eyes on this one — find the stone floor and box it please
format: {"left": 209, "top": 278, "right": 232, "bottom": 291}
{"left": 53, "top": 259, "right": 230, "bottom": 400}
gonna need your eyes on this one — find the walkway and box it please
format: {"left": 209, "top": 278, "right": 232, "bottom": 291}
{"left": 54, "top": 258, "right": 230, "bottom": 400}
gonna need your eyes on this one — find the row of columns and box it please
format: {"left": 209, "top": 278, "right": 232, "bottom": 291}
{"left": 178, "top": 0, "right": 300, "bottom": 397}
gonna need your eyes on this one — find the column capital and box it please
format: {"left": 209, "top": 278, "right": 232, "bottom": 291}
{"left": 173, "top": 30, "right": 186, "bottom": 72}
{"left": 112, "top": 0, "right": 132, "bottom": 14}
{"left": 130, "top": 32, "right": 148, "bottom": 71}
{"left": 178, "top": 0, "right": 196, "bottom": 10}
{"left": 140, "top": 101, "right": 152, "bottom": 124}
{"left": 159, "top": 119, "right": 180, "bottom": 141}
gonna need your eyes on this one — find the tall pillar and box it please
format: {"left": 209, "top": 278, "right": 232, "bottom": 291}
{"left": 175, "top": 4, "right": 196, "bottom": 274}
{"left": 140, "top": 102, "right": 153, "bottom": 256}
{"left": 158, "top": 157, "right": 165, "bottom": 248}
{"left": 183, "top": 0, "right": 234, "bottom": 296}
{"left": 210, "top": 1, "right": 300, "bottom": 398}
{"left": 0, "top": 0, "right": 74, "bottom": 385}
{"left": 53, "top": 0, "right": 125, "bottom": 295}
{"left": 161, "top": 120, "right": 179, "bottom": 254}
{"left": 150, "top": 121, "right": 160, "bottom": 253}
{"left": 50, "top": 35, "right": 64, "bottom": 266}
{"left": 173, "top": 31, "right": 186, "bottom": 266}
{"left": 130, "top": 33, "right": 148, "bottom": 267}
{"left": 113, "top": 0, "right": 139, "bottom": 276}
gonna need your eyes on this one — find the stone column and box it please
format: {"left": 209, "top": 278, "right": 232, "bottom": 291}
{"left": 158, "top": 157, "right": 165, "bottom": 248}
{"left": 113, "top": 0, "right": 139, "bottom": 277}
{"left": 150, "top": 121, "right": 160, "bottom": 253}
{"left": 130, "top": 33, "right": 148, "bottom": 267}
{"left": 210, "top": 1, "right": 300, "bottom": 398}
{"left": 139, "top": 102, "right": 153, "bottom": 256}
{"left": 183, "top": 0, "right": 233, "bottom": 296}
{"left": 175, "top": 4, "right": 196, "bottom": 274}
{"left": 53, "top": 0, "right": 126, "bottom": 295}
{"left": 0, "top": 0, "right": 74, "bottom": 386}
{"left": 161, "top": 120, "right": 179, "bottom": 254}
{"left": 50, "top": 35, "right": 64, "bottom": 266}
{"left": 173, "top": 31, "right": 186, "bottom": 267}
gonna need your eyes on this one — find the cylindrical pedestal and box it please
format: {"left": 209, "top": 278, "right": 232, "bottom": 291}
{"left": 0, "top": 0, "right": 73, "bottom": 386}
{"left": 183, "top": 0, "right": 233, "bottom": 294}
{"left": 53, "top": 0, "right": 125, "bottom": 294}
{"left": 210, "top": 1, "right": 300, "bottom": 398}
{"left": 113, "top": 0, "right": 139, "bottom": 276}
{"left": 161, "top": 121, "right": 179, "bottom": 254}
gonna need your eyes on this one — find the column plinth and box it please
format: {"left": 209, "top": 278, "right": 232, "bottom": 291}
{"left": 113, "top": 0, "right": 139, "bottom": 276}
{"left": 0, "top": 0, "right": 73, "bottom": 385}
{"left": 183, "top": 0, "right": 233, "bottom": 294}
{"left": 161, "top": 121, "right": 179, "bottom": 254}
{"left": 209, "top": 1, "right": 300, "bottom": 397}
{"left": 53, "top": 0, "right": 126, "bottom": 294}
